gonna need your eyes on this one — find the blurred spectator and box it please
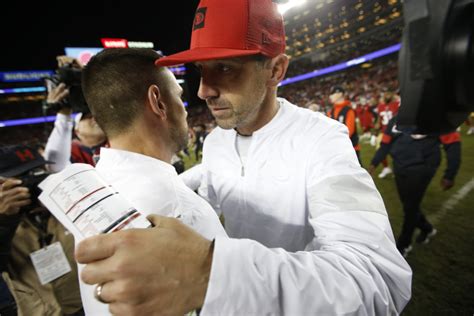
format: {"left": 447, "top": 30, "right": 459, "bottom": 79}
{"left": 327, "top": 85, "right": 361, "bottom": 165}
{"left": 369, "top": 116, "right": 461, "bottom": 257}
{"left": 356, "top": 95, "right": 377, "bottom": 139}
{"left": 466, "top": 112, "right": 474, "bottom": 135}
{"left": 193, "top": 123, "right": 207, "bottom": 161}
{"left": 374, "top": 90, "right": 400, "bottom": 178}
{"left": 0, "top": 145, "right": 83, "bottom": 315}
{"left": 42, "top": 56, "right": 108, "bottom": 172}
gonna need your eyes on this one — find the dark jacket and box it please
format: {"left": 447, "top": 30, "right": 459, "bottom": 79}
{"left": 371, "top": 116, "right": 461, "bottom": 180}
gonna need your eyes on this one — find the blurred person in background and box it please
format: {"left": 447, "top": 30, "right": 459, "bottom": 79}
{"left": 327, "top": 85, "right": 362, "bottom": 165}
{"left": 43, "top": 56, "right": 107, "bottom": 172}
{"left": 76, "top": 0, "right": 411, "bottom": 314}
{"left": 0, "top": 145, "right": 83, "bottom": 316}
{"left": 369, "top": 115, "right": 461, "bottom": 257}
{"left": 374, "top": 90, "right": 400, "bottom": 178}
{"left": 357, "top": 95, "right": 378, "bottom": 141}
{"left": 193, "top": 123, "right": 207, "bottom": 161}
{"left": 465, "top": 112, "right": 474, "bottom": 135}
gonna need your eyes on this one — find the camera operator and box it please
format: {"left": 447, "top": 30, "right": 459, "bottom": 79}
{"left": 0, "top": 145, "right": 83, "bottom": 316}
{"left": 43, "top": 56, "right": 108, "bottom": 171}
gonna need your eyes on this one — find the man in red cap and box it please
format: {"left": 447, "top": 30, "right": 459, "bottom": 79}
{"left": 76, "top": 0, "right": 412, "bottom": 315}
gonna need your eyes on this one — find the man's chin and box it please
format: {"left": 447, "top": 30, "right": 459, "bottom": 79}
{"left": 214, "top": 119, "right": 236, "bottom": 130}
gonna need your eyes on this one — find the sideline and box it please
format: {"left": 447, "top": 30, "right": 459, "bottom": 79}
{"left": 429, "top": 177, "right": 474, "bottom": 225}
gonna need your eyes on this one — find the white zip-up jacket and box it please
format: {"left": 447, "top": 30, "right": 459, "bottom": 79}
{"left": 182, "top": 98, "right": 412, "bottom": 315}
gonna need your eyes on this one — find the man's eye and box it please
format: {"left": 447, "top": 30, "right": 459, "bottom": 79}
{"left": 218, "top": 64, "right": 231, "bottom": 72}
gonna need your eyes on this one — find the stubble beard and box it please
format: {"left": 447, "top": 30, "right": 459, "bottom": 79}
{"left": 170, "top": 120, "right": 189, "bottom": 153}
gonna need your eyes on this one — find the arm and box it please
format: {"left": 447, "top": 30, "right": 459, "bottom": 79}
{"left": 439, "top": 132, "right": 461, "bottom": 190}
{"left": 369, "top": 117, "right": 397, "bottom": 174}
{"left": 346, "top": 108, "right": 356, "bottom": 137}
{"left": 75, "top": 126, "right": 410, "bottom": 315}
{"left": 179, "top": 163, "right": 203, "bottom": 192}
{"left": 369, "top": 136, "right": 392, "bottom": 173}
{"left": 43, "top": 70, "right": 74, "bottom": 172}
{"left": 43, "top": 111, "right": 74, "bottom": 172}
{"left": 200, "top": 124, "right": 411, "bottom": 315}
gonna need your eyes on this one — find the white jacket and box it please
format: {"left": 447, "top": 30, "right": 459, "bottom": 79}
{"left": 80, "top": 148, "right": 227, "bottom": 316}
{"left": 181, "top": 98, "right": 412, "bottom": 315}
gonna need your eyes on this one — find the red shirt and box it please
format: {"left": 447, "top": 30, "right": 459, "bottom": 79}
{"left": 377, "top": 101, "right": 400, "bottom": 132}
{"left": 71, "top": 139, "right": 109, "bottom": 166}
{"left": 359, "top": 104, "right": 376, "bottom": 130}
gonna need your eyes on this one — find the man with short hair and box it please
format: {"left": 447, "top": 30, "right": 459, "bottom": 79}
{"left": 78, "top": 48, "right": 227, "bottom": 315}
{"left": 76, "top": 1, "right": 412, "bottom": 315}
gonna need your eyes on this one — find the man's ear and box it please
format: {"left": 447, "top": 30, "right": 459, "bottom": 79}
{"left": 147, "top": 84, "right": 167, "bottom": 120}
{"left": 267, "top": 54, "right": 289, "bottom": 87}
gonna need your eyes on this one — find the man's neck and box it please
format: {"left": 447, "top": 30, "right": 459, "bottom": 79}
{"left": 236, "top": 96, "right": 280, "bottom": 136}
{"left": 79, "top": 135, "right": 106, "bottom": 148}
{"left": 109, "top": 132, "right": 173, "bottom": 164}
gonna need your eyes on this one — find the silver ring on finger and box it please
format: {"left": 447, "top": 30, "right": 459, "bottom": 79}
{"left": 94, "top": 283, "right": 108, "bottom": 304}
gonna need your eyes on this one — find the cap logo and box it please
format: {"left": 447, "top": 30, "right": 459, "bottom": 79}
{"left": 15, "top": 149, "right": 35, "bottom": 162}
{"left": 193, "top": 7, "right": 207, "bottom": 31}
{"left": 262, "top": 33, "right": 270, "bottom": 45}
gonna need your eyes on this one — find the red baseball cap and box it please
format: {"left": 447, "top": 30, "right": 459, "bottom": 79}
{"left": 156, "top": 0, "right": 286, "bottom": 67}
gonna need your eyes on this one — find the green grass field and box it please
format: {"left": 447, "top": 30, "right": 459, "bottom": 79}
{"left": 183, "top": 126, "right": 474, "bottom": 315}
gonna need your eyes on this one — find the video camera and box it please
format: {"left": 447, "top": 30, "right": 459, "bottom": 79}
{"left": 43, "top": 63, "right": 90, "bottom": 114}
{"left": 398, "top": 0, "right": 474, "bottom": 134}
{"left": 0, "top": 145, "right": 53, "bottom": 213}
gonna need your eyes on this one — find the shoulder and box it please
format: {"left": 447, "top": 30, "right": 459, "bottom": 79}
{"left": 286, "top": 104, "right": 345, "bottom": 140}
{"left": 202, "top": 126, "right": 233, "bottom": 148}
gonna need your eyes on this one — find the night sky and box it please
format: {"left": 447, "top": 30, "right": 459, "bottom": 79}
{"left": 1, "top": 0, "right": 200, "bottom": 71}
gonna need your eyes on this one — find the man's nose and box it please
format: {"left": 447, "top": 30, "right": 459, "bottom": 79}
{"left": 197, "top": 76, "right": 219, "bottom": 101}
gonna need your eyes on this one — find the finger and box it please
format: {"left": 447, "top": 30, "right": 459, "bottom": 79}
{"left": 1, "top": 179, "right": 23, "bottom": 191}
{"left": 7, "top": 187, "right": 30, "bottom": 199}
{"left": 100, "top": 279, "right": 144, "bottom": 305}
{"left": 10, "top": 199, "right": 32, "bottom": 208}
{"left": 109, "top": 302, "right": 136, "bottom": 316}
{"left": 57, "top": 88, "right": 70, "bottom": 100}
{"left": 2, "top": 199, "right": 31, "bottom": 215}
{"left": 146, "top": 214, "right": 178, "bottom": 229}
{"left": 3, "top": 187, "right": 30, "bottom": 201}
{"left": 6, "top": 197, "right": 31, "bottom": 207}
{"left": 81, "top": 257, "right": 117, "bottom": 285}
{"left": 75, "top": 233, "right": 119, "bottom": 264}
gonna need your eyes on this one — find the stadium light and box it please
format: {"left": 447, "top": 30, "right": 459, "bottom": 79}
{"left": 278, "top": 0, "right": 307, "bottom": 15}
{"left": 0, "top": 102, "right": 189, "bottom": 128}
{"left": 279, "top": 43, "right": 401, "bottom": 86}
{"left": 0, "top": 87, "right": 46, "bottom": 94}
{"left": 2, "top": 43, "right": 401, "bottom": 128}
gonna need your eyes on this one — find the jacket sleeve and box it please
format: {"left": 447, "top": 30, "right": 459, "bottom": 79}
{"left": 345, "top": 108, "right": 356, "bottom": 138}
{"left": 439, "top": 132, "right": 461, "bottom": 180}
{"left": 43, "top": 113, "right": 73, "bottom": 172}
{"left": 200, "top": 124, "right": 412, "bottom": 316}
{"left": 179, "top": 163, "right": 204, "bottom": 192}
{"left": 0, "top": 214, "right": 21, "bottom": 272}
{"left": 371, "top": 117, "right": 397, "bottom": 167}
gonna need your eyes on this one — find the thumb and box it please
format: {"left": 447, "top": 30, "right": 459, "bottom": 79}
{"left": 146, "top": 214, "right": 175, "bottom": 228}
